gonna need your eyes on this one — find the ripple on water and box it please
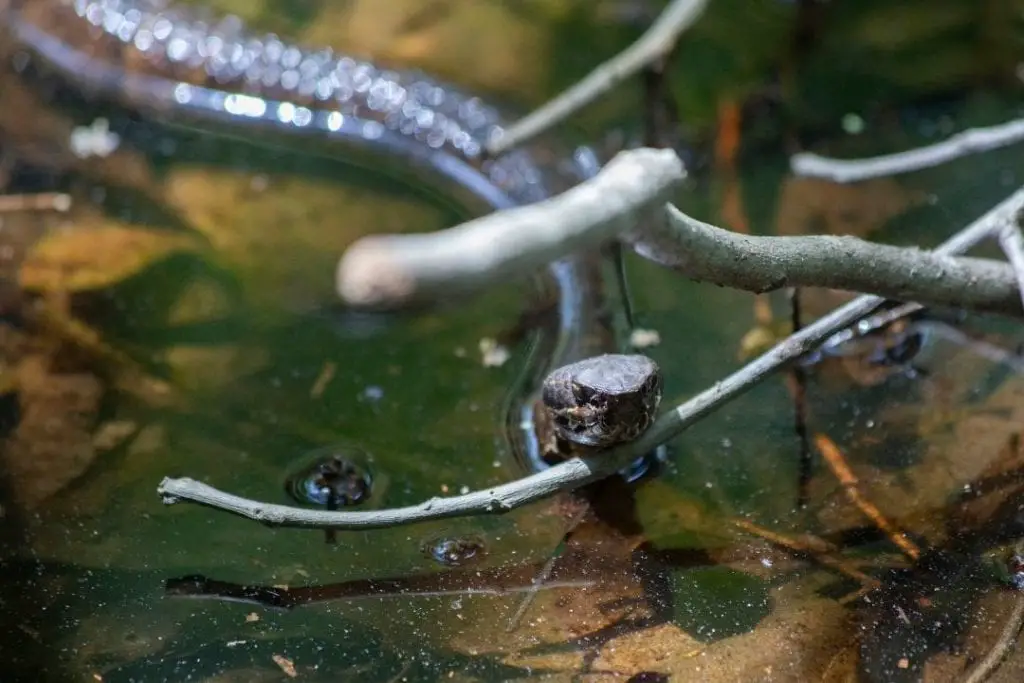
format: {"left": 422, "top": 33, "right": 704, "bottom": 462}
{"left": 421, "top": 535, "right": 487, "bottom": 567}
{"left": 283, "top": 444, "right": 374, "bottom": 509}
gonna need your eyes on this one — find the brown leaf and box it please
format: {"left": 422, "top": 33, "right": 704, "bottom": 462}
{"left": 20, "top": 217, "right": 194, "bottom": 293}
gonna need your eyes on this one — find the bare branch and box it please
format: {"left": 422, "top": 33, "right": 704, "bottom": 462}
{"left": 998, "top": 221, "right": 1024, "bottom": 315}
{"left": 336, "top": 147, "right": 686, "bottom": 308}
{"left": 339, "top": 144, "right": 1024, "bottom": 317}
{"left": 790, "top": 117, "right": 1024, "bottom": 183}
{"left": 158, "top": 180, "right": 1024, "bottom": 531}
{"left": 628, "top": 203, "right": 1024, "bottom": 317}
{"left": 484, "top": 0, "right": 709, "bottom": 157}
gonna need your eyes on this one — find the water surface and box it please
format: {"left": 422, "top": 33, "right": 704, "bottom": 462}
{"left": 2, "top": 1, "right": 1024, "bottom": 681}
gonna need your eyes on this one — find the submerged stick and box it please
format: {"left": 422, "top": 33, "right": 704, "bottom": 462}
{"left": 814, "top": 433, "right": 920, "bottom": 561}
{"left": 960, "top": 592, "right": 1024, "bottom": 683}
{"left": 733, "top": 518, "right": 879, "bottom": 587}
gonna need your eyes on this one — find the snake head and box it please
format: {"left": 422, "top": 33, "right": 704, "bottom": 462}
{"left": 541, "top": 353, "right": 662, "bottom": 451}
{"left": 550, "top": 402, "right": 605, "bottom": 446}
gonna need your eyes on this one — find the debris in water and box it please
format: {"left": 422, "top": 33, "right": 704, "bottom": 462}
{"left": 630, "top": 327, "right": 661, "bottom": 348}
{"left": 479, "top": 337, "right": 510, "bottom": 367}
{"left": 272, "top": 653, "right": 298, "bottom": 678}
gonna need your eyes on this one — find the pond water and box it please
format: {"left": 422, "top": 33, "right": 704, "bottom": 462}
{"left": 2, "top": 1, "right": 1024, "bottom": 682}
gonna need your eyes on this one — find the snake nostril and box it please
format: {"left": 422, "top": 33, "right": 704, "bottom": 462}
{"left": 555, "top": 415, "right": 586, "bottom": 433}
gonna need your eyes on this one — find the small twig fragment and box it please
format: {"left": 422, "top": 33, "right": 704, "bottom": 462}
{"left": 0, "top": 192, "right": 71, "bottom": 213}
{"left": 272, "top": 654, "right": 298, "bottom": 678}
{"left": 814, "top": 433, "right": 920, "bottom": 561}
{"left": 733, "top": 518, "right": 879, "bottom": 587}
{"left": 997, "top": 219, "right": 1024, "bottom": 315}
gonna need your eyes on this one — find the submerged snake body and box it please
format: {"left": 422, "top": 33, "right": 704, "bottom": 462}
{"left": 0, "top": 0, "right": 662, "bottom": 467}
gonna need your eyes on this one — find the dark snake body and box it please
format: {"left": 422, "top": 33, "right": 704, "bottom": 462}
{"left": 0, "top": 0, "right": 662, "bottom": 470}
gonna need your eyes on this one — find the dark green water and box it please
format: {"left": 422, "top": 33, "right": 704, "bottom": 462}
{"left": 2, "top": 1, "right": 1024, "bottom": 681}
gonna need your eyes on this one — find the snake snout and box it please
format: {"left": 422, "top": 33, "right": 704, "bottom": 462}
{"left": 541, "top": 353, "right": 663, "bottom": 451}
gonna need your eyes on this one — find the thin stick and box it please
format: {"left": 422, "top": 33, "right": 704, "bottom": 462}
{"left": 789, "top": 287, "right": 812, "bottom": 509}
{"left": 340, "top": 145, "right": 1024, "bottom": 316}
{"left": 484, "top": 0, "right": 709, "bottom": 156}
{"left": 961, "top": 592, "right": 1024, "bottom": 683}
{"left": 158, "top": 185, "right": 1024, "bottom": 531}
{"left": 0, "top": 192, "right": 71, "bottom": 213}
{"left": 813, "top": 433, "right": 920, "bottom": 561}
{"left": 925, "top": 321, "right": 1024, "bottom": 372}
{"left": 998, "top": 219, "right": 1024, "bottom": 314}
{"left": 336, "top": 148, "right": 685, "bottom": 308}
{"left": 505, "top": 504, "right": 590, "bottom": 632}
{"left": 733, "top": 518, "right": 879, "bottom": 587}
{"left": 791, "top": 117, "right": 1024, "bottom": 184}
{"left": 640, "top": 45, "right": 683, "bottom": 150}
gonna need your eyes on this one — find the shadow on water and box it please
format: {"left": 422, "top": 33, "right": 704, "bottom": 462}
{"left": 2, "top": 0, "right": 1024, "bottom": 681}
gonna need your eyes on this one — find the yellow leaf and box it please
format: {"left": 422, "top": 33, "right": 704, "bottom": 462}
{"left": 20, "top": 217, "right": 195, "bottom": 293}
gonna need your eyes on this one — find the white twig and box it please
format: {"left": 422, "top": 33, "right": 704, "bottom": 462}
{"left": 791, "top": 117, "right": 1024, "bottom": 183}
{"left": 484, "top": 0, "right": 709, "bottom": 157}
{"left": 336, "top": 148, "right": 685, "bottom": 308}
{"left": 998, "top": 221, "right": 1024, "bottom": 315}
{"left": 158, "top": 183, "right": 1024, "bottom": 531}
{"left": 339, "top": 143, "right": 1024, "bottom": 316}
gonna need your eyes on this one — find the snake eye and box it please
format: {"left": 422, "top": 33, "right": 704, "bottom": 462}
{"left": 557, "top": 409, "right": 585, "bottom": 432}
{"left": 572, "top": 382, "right": 597, "bottom": 404}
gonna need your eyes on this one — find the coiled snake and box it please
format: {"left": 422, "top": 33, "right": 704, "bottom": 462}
{"left": 0, "top": 0, "right": 664, "bottom": 468}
